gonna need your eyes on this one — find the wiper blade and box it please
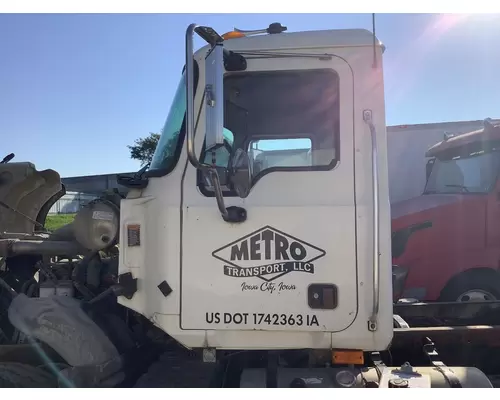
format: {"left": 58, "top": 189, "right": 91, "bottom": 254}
{"left": 134, "top": 162, "right": 150, "bottom": 179}
{"left": 117, "top": 163, "right": 150, "bottom": 190}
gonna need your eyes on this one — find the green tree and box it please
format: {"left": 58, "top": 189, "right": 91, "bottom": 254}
{"left": 128, "top": 132, "right": 160, "bottom": 166}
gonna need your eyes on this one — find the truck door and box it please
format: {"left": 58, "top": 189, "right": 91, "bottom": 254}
{"left": 180, "top": 55, "right": 357, "bottom": 333}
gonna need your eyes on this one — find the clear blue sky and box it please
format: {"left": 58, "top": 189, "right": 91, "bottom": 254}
{"left": 1, "top": 13, "right": 499, "bottom": 177}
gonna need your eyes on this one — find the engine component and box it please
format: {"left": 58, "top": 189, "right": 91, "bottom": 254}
{"left": 0, "top": 362, "right": 58, "bottom": 388}
{"left": 72, "top": 199, "right": 120, "bottom": 251}
{"left": 8, "top": 294, "right": 120, "bottom": 367}
{"left": 0, "top": 239, "right": 82, "bottom": 257}
{"left": 56, "top": 281, "right": 74, "bottom": 297}
{"left": 39, "top": 280, "right": 74, "bottom": 298}
{"left": 0, "top": 276, "right": 16, "bottom": 298}
{"left": 134, "top": 349, "right": 219, "bottom": 388}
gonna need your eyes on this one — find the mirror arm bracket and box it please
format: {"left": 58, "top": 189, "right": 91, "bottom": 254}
{"left": 207, "top": 170, "right": 247, "bottom": 223}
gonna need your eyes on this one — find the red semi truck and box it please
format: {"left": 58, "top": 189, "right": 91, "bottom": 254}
{"left": 392, "top": 119, "right": 500, "bottom": 302}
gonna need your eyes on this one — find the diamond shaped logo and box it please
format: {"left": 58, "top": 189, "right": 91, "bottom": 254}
{"left": 212, "top": 226, "right": 326, "bottom": 282}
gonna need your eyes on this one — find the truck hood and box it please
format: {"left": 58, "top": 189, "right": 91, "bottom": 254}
{"left": 391, "top": 193, "right": 485, "bottom": 260}
{"left": 0, "top": 162, "right": 65, "bottom": 234}
{"left": 391, "top": 194, "right": 462, "bottom": 260}
{"left": 391, "top": 194, "right": 462, "bottom": 220}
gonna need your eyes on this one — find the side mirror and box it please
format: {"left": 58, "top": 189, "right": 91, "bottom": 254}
{"left": 230, "top": 149, "right": 252, "bottom": 198}
{"left": 185, "top": 24, "right": 246, "bottom": 224}
{"left": 185, "top": 24, "right": 225, "bottom": 167}
{"left": 204, "top": 42, "right": 225, "bottom": 152}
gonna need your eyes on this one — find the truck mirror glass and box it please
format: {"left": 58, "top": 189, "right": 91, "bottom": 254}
{"left": 230, "top": 148, "right": 252, "bottom": 198}
{"left": 204, "top": 43, "right": 225, "bottom": 152}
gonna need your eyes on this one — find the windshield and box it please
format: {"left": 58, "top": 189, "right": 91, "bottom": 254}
{"left": 424, "top": 150, "right": 500, "bottom": 194}
{"left": 149, "top": 71, "right": 188, "bottom": 174}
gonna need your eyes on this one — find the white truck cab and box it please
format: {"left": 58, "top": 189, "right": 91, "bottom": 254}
{"left": 118, "top": 23, "right": 393, "bottom": 353}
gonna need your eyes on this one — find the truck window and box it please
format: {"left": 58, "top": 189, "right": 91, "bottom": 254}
{"left": 425, "top": 150, "right": 500, "bottom": 194}
{"left": 147, "top": 62, "right": 199, "bottom": 177}
{"left": 249, "top": 138, "right": 313, "bottom": 175}
{"left": 199, "top": 68, "right": 339, "bottom": 194}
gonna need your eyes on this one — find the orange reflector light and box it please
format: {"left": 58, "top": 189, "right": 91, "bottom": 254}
{"left": 222, "top": 31, "right": 246, "bottom": 40}
{"left": 332, "top": 350, "right": 364, "bottom": 365}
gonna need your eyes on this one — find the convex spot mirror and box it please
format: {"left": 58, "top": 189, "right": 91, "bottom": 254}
{"left": 230, "top": 148, "right": 252, "bottom": 198}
